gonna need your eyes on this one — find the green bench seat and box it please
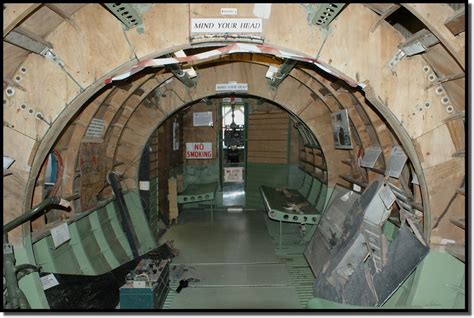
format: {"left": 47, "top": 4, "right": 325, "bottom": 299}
{"left": 177, "top": 182, "right": 218, "bottom": 204}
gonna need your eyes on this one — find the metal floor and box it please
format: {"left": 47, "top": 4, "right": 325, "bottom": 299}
{"left": 161, "top": 209, "right": 314, "bottom": 309}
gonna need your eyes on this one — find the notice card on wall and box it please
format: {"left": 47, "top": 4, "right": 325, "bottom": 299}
{"left": 193, "top": 112, "right": 213, "bottom": 127}
{"left": 191, "top": 18, "right": 262, "bottom": 33}
{"left": 50, "top": 222, "right": 71, "bottom": 248}
{"left": 224, "top": 167, "right": 244, "bottom": 182}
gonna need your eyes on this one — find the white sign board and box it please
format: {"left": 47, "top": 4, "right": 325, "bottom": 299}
{"left": 139, "top": 181, "right": 150, "bottom": 191}
{"left": 40, "top": 274, "right": 59, "bottom": 290}
{"left": 191, "top": 18, "right": 262, "bottom": 33}
{"left": 193, "top": 112, "right": 213, "bottom": 127}
{"left": 224, "top": 167, "right": 244, "bottom": 182}
{"left": 221, "top": 8, "right": 238, "bottom": 15}
{"left": 50, "top": 222, "right": 70, "bottom": 248}
{"left": 186, "top": 142, "right": 213, "bottom": 159}
{"left": 216, "top": 82, "right": 248, "bottom": 92}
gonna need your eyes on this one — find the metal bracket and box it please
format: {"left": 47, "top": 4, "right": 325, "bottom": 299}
{"left": 267, "top": 59, "right": 298, "bottom": 89}
{"left": 165, "top": 63, "right": 196, "bottom": 88}
{"left": 103, "top": 3, "right": 143, "bottom": 31}
{"left": 302, "top": 3, "right": 345, "bottom": 28}
{"left": 387, "top": 49, "right": 406, "bottom": 70}
{"left": 40, "top": 48, "right": 65, "bottom": 68}
{"left": 398, "top": 29, "right": 439, "bottom": 56}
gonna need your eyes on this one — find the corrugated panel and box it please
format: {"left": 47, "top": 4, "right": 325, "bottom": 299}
{"left": 32, "top": 191, "right": 158, "bottom": 275}
{"left": 284, "top": 256, "right": 315, "bottom": 308}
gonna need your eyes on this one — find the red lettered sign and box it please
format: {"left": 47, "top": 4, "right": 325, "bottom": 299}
{"left": 186, "top": 142, "right": 213, "bottom": 159}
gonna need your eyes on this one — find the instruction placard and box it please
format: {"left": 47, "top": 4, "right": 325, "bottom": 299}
{"left": 40, "top": 274, "right": 59, "bottom": 290}
{"left": 50, "top": 222, "right": 70, "bottom": 248}
{"left": 186, "top": 142, "right": 213, "bottom": 159}
{"left": 216, "top": 82, "right": 248, "bottom": 92}
{"left": 224, "top": 167, "right": 244, "bottom": 182}
{"left": 379, "top": 184, "right": 396, "bottom": 209}
{"left": 193, "top": 112, "right": 213, "bottom": 127}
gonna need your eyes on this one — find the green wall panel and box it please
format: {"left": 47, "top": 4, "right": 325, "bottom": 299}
{"left": 32, "top": 191, "right": 158, "bottom": 276}
{"left": 245, "top": 163, "right": 289, "bottom": 209}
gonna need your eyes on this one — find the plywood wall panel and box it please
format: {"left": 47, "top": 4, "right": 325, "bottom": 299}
{"left": 415, "top": 124, "right": 456, "bottom": 169}
{"left": 46, "top": 4, "right": 135, "bottom": 87}
{"left": 4, "top": 53, "right": 82, "bottom": 140}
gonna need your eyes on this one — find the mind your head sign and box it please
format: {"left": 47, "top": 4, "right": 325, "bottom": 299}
{"left": 191, "top": 18, "right": 263, "bottom": 33}
{"left": 186, "top": 142, "right": 213, "bottom": 159}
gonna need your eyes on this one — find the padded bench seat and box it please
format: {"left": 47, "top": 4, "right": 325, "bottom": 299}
{"left": 260, "top": 185, "right": 321, "bottom": 225}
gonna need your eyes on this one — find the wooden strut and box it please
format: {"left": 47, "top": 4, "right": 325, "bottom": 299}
{"left": 370, "top": 4, "right": 401, "bottom": 33}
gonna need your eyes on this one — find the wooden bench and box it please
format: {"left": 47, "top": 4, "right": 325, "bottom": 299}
{"left": 177, "top": 181, "right": 218, "bottom": 221}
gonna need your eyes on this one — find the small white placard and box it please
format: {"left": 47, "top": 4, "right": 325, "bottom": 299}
{"left": 191, "top": 18, "right": 262, "bottom": 33}
{"left": 386, "top": 145, "right": 408, "bottom": 178}
{"left": 186, "top": 142, "right": 213, "bottom": 159}
{"left": 139, "top": 181, "right": 150, "bottom": 191}
{"left": 50, "top": 222, "right": 70, "bottom": 248}
{"left": 216, "top": 82, "right": 248, "bottom": 92}
{"left": 40, "top": 274, "right": 59, "bottom": 290}
{"left": 224, "top": 167, "right": 244, "bottom": 182}
{"left": 360, "top": 145, "right": 382, "bottom": 168}
{"left": 379, "top": 184, "right": 396, "bottom": 209}
{"left": 193, "top": 112, "right": 213, "bottom": 127}
{"left": 352, "top": 184, "right": 362, "bottom": 193}
{"left": 133, "top": 281, "right": 146, "bottom": 288}
{"left": 221, "top": 8, "right": 238, "bottom": 15}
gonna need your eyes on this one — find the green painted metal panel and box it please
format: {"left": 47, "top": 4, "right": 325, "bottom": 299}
{"left": 299, "top": 173, "right": 313, "bottom": 198}
{"left": 246, "top": 163, "right": 289, "bottom": 209}
{"left": 123, "top": 191, "right": 157, "bottom": 254}
{"left": 34, "top": 235, "right": 81, "bottom": 274}
{"left": 14, "top": 246, "right": 50, "bottom": 309}
{"left": 31, "top": 191, "right": 158, "bottom": 276}
{"left": 307, "top": 178, "right": 321, "bottom": 205}
{"left": 105, "top": 202, "right": 133, "bottom": 259}
{"left": 89, "top": 211, "right": 121, "bottom": 269}
{"left": 288, "top": 164, "right": 305, "bottom": 189}
{"left": 315, "top": 183, "right": 327, "bottom": 212}
{"left": 404, "top": 251, "right": 465, "bottom": 308}
{"left": 70, "top": 217, "right": 111, "bottom": 274}
{"left": 98, "top": 210, "right": 130, "bottom": 264}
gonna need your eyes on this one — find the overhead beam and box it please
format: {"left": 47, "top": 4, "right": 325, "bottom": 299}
{"left": 266, "top": 59, "right": 297, "bottom": 88}
{"left": 370, "top": 4, "right": 401, "bottom": 33}
{"left": 4, "top": 26, "right": 52, "bottom": 54}
{"left": 444, "top": 7, "right": 465, "bottom": 36}
{"left": 44, "top": 4, "right": 80, "bottom": 30}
